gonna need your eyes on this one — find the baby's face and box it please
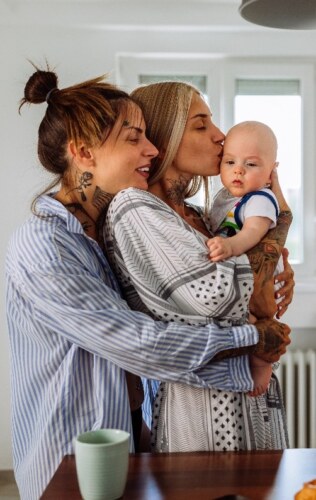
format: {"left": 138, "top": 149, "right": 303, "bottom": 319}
{"left": 220, "top": 127, "right": 276, "bottom": 198}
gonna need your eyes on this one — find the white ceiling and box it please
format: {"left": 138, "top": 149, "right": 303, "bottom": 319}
{"left": 4, "top": 0, "right": 239, "bottom": 3}
{"left": 0, "top": 0, "right": 253, "bottom": 30}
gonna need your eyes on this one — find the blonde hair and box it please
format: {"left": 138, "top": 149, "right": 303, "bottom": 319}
{"left": 131, "top": 81, "right": 210, "bottom": 209}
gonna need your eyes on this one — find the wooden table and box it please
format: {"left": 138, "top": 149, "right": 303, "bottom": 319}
{"left": 41, "top": 449, "right": 316, "bottom": 499}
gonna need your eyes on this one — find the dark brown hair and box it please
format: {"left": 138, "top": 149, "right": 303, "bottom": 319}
{"left": 20, "top": 63, "right": 134, "bottom": 210}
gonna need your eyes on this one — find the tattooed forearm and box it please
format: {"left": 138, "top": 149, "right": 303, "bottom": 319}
{"left": 165, "top": 175, "right": 190, "bottom": 206}
{"left": 248, "top": 210, "right": 292, "bottom": 319}
{"left": 92, "top": 186, "right": 114, "bottom": 212}
{"left": 247, "top": 210, "right": 292, "bottom": 281}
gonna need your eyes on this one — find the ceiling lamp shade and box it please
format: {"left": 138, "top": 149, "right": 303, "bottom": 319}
{"left": 239, "top": 0, "right": 316, "bottom": 29}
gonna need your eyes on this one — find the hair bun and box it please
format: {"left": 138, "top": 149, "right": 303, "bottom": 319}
{"left": 45, "top": 87, "right": 58, "bottom": 103}
{"left": 19, "top": 66, "right": 59, "bottom": 111}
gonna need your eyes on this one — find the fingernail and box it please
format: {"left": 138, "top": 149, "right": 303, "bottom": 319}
{"left": 275, "top": 279, "right": 279, "bottom": 284}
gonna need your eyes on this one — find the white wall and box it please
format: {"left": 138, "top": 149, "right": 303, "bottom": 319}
{"left": 1, "top": 0, "right": 316, "bottom": 469}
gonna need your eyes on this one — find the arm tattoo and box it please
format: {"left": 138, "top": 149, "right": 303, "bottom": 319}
{"left": 165, "top": 175, "right": 190, "bottom": 206}
{"left": 247, "top": 210, "right": 293, "bottom": 286}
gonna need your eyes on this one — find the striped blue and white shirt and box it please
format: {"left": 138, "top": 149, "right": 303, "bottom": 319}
{"left": 5, "top": 194, "right": 258, "bottom": 499}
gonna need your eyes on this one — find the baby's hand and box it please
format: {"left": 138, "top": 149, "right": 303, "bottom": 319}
{"left": 206, "top": 236, "right": 233, "bottom": 262}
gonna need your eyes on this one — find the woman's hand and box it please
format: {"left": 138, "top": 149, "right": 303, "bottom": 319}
{"left": 274, "top": 248, "right": 295, "bottom": 319}
{"left": 253, "top": 317, "right": 291, "bottom": 363}
{"left": 213, "top": 316, "right": 291, "bottom": 363}
{"left": 250, "top": 276, "right": 277, "bottom": 319}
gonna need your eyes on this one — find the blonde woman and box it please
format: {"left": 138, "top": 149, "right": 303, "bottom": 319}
{"left": 104, "top": 81, "right": 294, "bottom": 453}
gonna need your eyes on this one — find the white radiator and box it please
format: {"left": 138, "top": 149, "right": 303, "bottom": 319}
{"left": 278, "top": 349, "right": 316, "bottom": 448}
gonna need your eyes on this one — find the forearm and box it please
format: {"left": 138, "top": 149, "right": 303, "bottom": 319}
{"left": 247, "top": 210, "right": 292, "bottom": 318}
{"left": 40, "top": 302, "right": 255, "bottom": 391}
{"left": 213, "top": 317, "right": 291, "bottom": 364}
{"left": 148, "top": 322, "right": 258, "bottom": 392}
{"left": 247, "top": 210, "right": 292, "bottom": 283}
{"left": 196, "top": 355, "right": 254, "bottom": 392}
{"left": 21, "top": 264, "right": 257, "bottom": 390}
{"left": 229, "top": 229, "right": 264, "bottom": 257}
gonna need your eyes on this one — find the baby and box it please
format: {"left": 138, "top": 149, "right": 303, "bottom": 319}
{"left": 208, "top": 120, "right": 285, "bottom": 397}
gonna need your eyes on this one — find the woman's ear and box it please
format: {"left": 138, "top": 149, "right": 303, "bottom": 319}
{"left": 68, "top": 141, "right": 95, "bottom": 169}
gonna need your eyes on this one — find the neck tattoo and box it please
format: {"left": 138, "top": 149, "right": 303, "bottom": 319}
{"left": 77, "top": 171, "right": 93, "bottom": 202}
{"left": 65, "top": 203, "right": 95, "bottom": 236}
{"left": 93, "top": 187, "right": 114, "bottom": 247}
{"left": 92, "top": 186, "right": 114, "bottom": 212}
{"left": 165, "top": 175, "right": 190, "bottom": 206}
{"left": 66, "top": 171, "right": 93, "bottom": 202}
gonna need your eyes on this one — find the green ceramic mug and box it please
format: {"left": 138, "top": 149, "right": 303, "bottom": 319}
{"left": 75, "top": 429, "right": 130, "bottom": 500}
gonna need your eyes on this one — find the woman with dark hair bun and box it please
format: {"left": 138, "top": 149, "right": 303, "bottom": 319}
{"left": 6, "top": 65, "right": 292, "bottom": 499}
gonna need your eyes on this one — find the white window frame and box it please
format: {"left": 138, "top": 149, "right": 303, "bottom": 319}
{"left": 116, "top": 53, "right": 316, "bottom": 286}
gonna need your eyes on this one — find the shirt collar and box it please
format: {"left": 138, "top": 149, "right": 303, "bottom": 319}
{"left": 36, "top": 194, "right": 87, "bottom": 235}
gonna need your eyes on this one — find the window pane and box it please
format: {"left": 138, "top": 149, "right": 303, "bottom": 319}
{"left": 236, "top": 79, "right": 300, "bottom": 96}
{"left": 234, "top": 84, "right": 302, "bottom": 263}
